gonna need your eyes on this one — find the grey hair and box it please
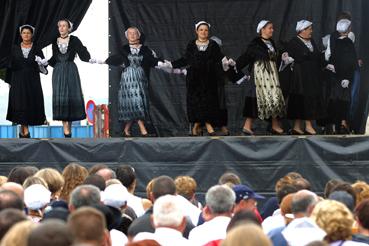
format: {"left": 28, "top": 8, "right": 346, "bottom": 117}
{"left": 206, "top": 185, "right": 236, "bottom": 214}
{"left": 153, "top": 195, "right": 184, "bottom": 227}
{"left": 69, "top": 185, "right": 101, "bottom": 209}
{"left": 291, "top": 190, "right": 318, "bottom": 214}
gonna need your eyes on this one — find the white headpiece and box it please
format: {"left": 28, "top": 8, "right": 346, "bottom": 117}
{"left": 102, "top": 184, "right": 129, "bottom": 209}
{"left": 296, "top": 20, "right": 313, "bottom": 33}
{"left": 124, "top": 27, "right": 141, "bottom": 39}
{"left": 336, "top": 19, "right": 351, "bottom": 33}
{"left": 195, "top": 21, "right": 211, "bottom": 30}
{"left": 58, "top": 19, "right": 74, "bottom": 32}
{"left": 24, "top": 184, "right": 51, "bottom": 210}
{"left": 210, "top": 36, "right": 222, "bottom": 46}
{"left": 19, "top": 24, "right": 35, "bottom": 34}
{"left": 256, "top": 20, "right": 270, "bottom": 34}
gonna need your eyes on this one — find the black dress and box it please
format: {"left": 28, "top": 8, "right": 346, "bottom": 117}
{"left": 285, "top": 37, "right": 325, "bottom": 120}
{"left": 326, "top": 37, "right": 357, "bottom": 122}
{"left": 105, "top": 45, "right": 160, "bottom": 122}
{"left": 232, "top": 37, "right": 285, "bottom": 120}
{"left": 172, "top": 39, "right": 227, "bottom": 127}
{"left": 5, "top": 44, "right": 46, "bottom": 125}
{"left": 48, "top": 35, "right": 91, "bottom": 121}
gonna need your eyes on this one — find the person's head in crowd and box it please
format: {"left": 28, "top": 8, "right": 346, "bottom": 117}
{"left": 218, "top": 172, "right": 241, "bottom": 187}
{"left": 175, "top": 176, "right": 197, "bottom": 201}
{"left": 102, "top": 183, "right": 129, "bottom": 211}
{"left": 0, "top": 176, "right": 8, "bottom": 186}
{"left": 328, "top": 191, "right": 355, "bottom": 212}
{"left": 324, "top": 179, "right": 342, "bottom": 198}
{"left": 24, "top": 184, "right": 51, "bottom": 220}
{"left": 0, "top": 220, "right": 36, "bottom": 246}
{"left": 152, "top": 194, "right": 186, "bottom": 233}
{"left": 22, "top": 176, "right": 48, "bottom": 189}
{"left": 330, "top": 182, "right": 357, "bottom": 209}
{"left": 150, "top": 176, "right": 176, "bottom": 202}
{"left": 89, "top": 164, "right": 109, "bottom": 175}
{"left": 83, "top": 174, "right": 106, "bottom": 191}
{"left": 0, "top": 209, "right": 27, "bottom": 239}
{"left": 233, "top": 184, "right": 264, "bottom": 213}
{"left": 203, "top": 185, "right": 235, "bottom": 221}
{"left": 222, "top": 224, "right": 272, "bottom": 246}
{"left": 291, "top": 190, "right": 319, "bottom": 218}
{"left": 296, "top": 20, "right": 313, "bottom": 39}
{"left": 28, "top": 219, "right": 73, "bottom": 246}
{"left": 311, "top": 200, "right": 354, "bottom": 243}
{"left": 280, "top": 193, "right": 295, "bottom": 225}
{"left": 115, "top": 165, "right": 136, "bottom": 192}
{"left": 355, "top": 199, "right": 369, "bottom": 235}
{"left": 226, "top": 210, "right": 261, "bottom": 232}
{"left": 42, "top": 207, "right": 70, "bottom": 222}
{"left": 126, "top": 240, "right": 160, "bottom": 246}
{"left": 105, "top": 179, "right": 122, "bottom": 187}
{"left": 69, "top": 184, "right": 101, "bottom": 212}
{"left": 67, "top": 207, "right": 111, "bottom": 246}
{"left": 352, "top": 181, "right": 369, "bottom": 206}
{"left": 294, "top": 178, "right": 312, "bottom": 190}
{"left": 0, "top": 182, "right": 24, "bottom": 199}
{"left": 0, "top": 190, "right": 23, "bottom": 211}
{"left": 276, "top": 183, "right": 299, "bottom": 205}
{"left": 60, "top": 163, "right": 89, "bottom": 202}
{"left": 34, "top": 168, "right": 65, "bottom": 200}
{"left": 96, "top": 168, "right": 116, "bottom": 182}
{"left": 7, "top": 166, "right": 38, "bottom": 185}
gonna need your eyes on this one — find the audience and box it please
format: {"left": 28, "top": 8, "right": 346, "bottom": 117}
{"left": 0, "top": 162, "right": 369, "bottom": 246}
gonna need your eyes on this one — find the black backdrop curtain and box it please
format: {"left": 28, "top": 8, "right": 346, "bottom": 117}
{"left": 0, "top": 0, "right": 92, "bottom": 68}
{"left": 109, "top": 0, "right": 369, "bottom": 137}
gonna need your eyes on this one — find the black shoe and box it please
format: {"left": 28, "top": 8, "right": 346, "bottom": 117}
{"left": 242, "top": 128, "right": 254, "bottom": 136}
{"left": 289, "top": 129, "right": 304, "bottom": 135}
{"left": 208, "top": 131, "right": 217, "bottom": 136}
{"left": 270, "top": 128, "right": 285, "bottom": 135}
{"left": 19, "top": 133, "right": 30, "bottom": 138}
{"left": 64, "top": 133, "right": 72, "bottom": 138}
{"left": 122, "top": 132, "right": 132, "bottom": 137}
{"left": 189, "top": 129, "right": 203, "bottom": 137}
{"left": 339, "top": 125, "right": 351, "bottom": 135}
{"left": 304, "top": 130, "right": 316, "bottom": 135}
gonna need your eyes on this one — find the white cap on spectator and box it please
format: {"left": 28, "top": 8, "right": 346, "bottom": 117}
{"left": 24, "top": 184, "right": 51, "bottom": 210}
{"left": 102, "top": 184, "right": 129, "bottom": 209}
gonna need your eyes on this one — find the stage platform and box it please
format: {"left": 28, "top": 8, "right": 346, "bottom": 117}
{"left": 1, "top": 135, "right": 369, "bottom": 198}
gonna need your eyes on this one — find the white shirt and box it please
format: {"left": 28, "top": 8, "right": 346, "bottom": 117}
{"left": 127, "top": 193, "right": 146, "bottom": 217}
{"left": 110, "top": 229, "right": 128, "bottom": 246}
{"left": 176, "top": 195, "right": 201, "bottom": 226}
{"left": 189, "top": 216, "right": 231, "bottom": 246}
{"left": 330, "top": 241, "right": 368, "bottom": 246}
{"left": 262, "top": 211, "right": 285, "bottom": 234}
{"left": 134, "top": 227, "right": 189, "bottom": 246}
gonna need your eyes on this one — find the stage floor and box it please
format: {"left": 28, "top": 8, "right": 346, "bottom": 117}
{"left": 1, "top": 135, "right": 369, "bottom": 197}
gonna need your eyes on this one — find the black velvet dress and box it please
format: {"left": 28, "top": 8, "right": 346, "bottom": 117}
{"left": 5, "top": 44, "right": 46, "bottom": 125}
{"left": 232, "top": 37, "right": 285, "bottom": 120}
{"left": 325, "top": 37, "right": 357, "bottom": 123}
{"left": 285, "top": 37, "right": 325, "bottom": 120}
{"left": 172, "top": 39, "right": 227, "bottom": 127}
{"left": 48, "top": 35, "right": 91, "bottom": 121}
{"left": 105, "top": 45, "right": 160, "bottom": 122}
